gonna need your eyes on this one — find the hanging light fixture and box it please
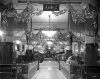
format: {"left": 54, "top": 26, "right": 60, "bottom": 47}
{"left": 42, "top": 30, "right": 57, "bottom": 37}
{"left": 15, "top": 40, "right": 21, "bottom": 44}
{"left": 42, "top": 15, "right": 57, "bottom": 37}
{"left": 47, "top": 40, "right": 53, "bottom": 45}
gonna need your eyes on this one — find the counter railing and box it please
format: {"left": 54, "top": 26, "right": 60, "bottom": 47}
{"left": 60, "top": 61, "right": 100, "bottom": 79}
{"left": 0, "top": 64, "right": 17, "bottom": 79}
{"left": 0, "top": 60, "right": 38, "bottom": 79}
{"left": 60, "top": 61, "right": 83, "bottom": 79}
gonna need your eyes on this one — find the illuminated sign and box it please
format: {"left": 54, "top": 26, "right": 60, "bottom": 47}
{"left": 43, "top": 4, "right": 59, "bottom": 11}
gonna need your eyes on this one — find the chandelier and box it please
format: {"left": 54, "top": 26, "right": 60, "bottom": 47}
{"left": 42, "top": 15, "right": 57, "bottom": 37}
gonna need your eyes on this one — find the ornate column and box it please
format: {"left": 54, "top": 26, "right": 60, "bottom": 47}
{"left": 0, "top": 31, "right": 15, "bottom": 64}
{"left": 66, "top": 35, "right": 73, "bottom": 59}
{"left": 25, "top": 45, "right": 33, "bottom": 62}
{"left": 84, "top": 2, "right": 99, "bottom": 66}
{"left": 84, "top": 36, "right": 99, "bottom": 65}
{"left": 77, "top": 42, "right": 81, "bottom": 55}
{"left": 25, "top": 17, "right": 33, "bottom": 62}
{"left": 66, "top": 10, "right": 73, "bottom": 59}
{"left": 19, "top": 43, "right": 22, "bottom": 52}
{"left": 23, "top": 44, "right": 26, "bottom": 53}
{"left": 77, "top": 42, "right": 81, "bottom": 64}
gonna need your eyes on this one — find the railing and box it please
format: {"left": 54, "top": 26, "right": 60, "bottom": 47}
{"left": 0, "top": 61, "right": 38, "bottom": 79}
{"left": 0, "top": 64, "right": 17, "bottom": 79}
{"left": 60, "top": 61, "right": 85, "bottom": 79}
{"left": 60, "top": 61, "right": 100, "bottom": 79}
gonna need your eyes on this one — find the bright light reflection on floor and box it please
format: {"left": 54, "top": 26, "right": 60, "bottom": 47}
{"left": 48, "top": 61, "right": 51, "bottom": 62}
{"left": 47, "top": 67, "right": 52, "bottom": 70}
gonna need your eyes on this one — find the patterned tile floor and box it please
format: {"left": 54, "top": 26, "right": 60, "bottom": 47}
{"left": 31, "top": 59, "right": 67, "bottom": 79}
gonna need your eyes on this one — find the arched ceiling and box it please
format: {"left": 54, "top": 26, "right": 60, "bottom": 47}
{"left": 11, "top": 0, "right": 84, "bottom": 44}
{"left": 1, "top": 0, "right": 98, "bottom": 45}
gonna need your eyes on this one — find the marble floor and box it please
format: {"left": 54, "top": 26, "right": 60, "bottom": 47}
{"left": 31, "top": 58, "right": 67, "bottom": 79}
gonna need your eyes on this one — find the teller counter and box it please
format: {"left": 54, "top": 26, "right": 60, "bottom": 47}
{"left": 0, "top": 64, "right": 16, "bottom": 79}
{"left": 60, "top": 61, "right": 81, "bottom": 79}
{"left": 17, "top": 60, "right": 38, "bottom": 79}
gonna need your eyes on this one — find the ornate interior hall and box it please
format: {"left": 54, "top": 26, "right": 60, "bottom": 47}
{"left": 0, "top": 0, "right": 99, "bottom": 79}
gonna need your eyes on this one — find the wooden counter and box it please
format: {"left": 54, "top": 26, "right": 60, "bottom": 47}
{"left": 60, "top": 61, "right": 70, "bottom": 79}
{"left": 18, "top": 61, "right": 38, "bottom": 79}
{"left": 0, "top": 64, "right": 15, "bottom": 79}
{"left": 60, "top": 61, "right": 80, "bottom": 79}
{"left": 0, "top": 61, "right": 38, "bottom": 79}
{"left": 28, "top": 61, "right": 38, "bottom": 79}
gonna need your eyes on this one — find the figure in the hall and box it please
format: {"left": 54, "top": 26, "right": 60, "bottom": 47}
{"left": 66, "top": 55, "right": 78, "bottom": 66}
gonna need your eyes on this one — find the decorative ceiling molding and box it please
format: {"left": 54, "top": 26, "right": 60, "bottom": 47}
{"left": 1, "top": 0, "right": 18, "bottom": 6}
{"left": 81, "top": 0, "right": 98, "bottom": 9}
{"left": 1, "top": 0, "right": 99, "bottom": 44}
{"left": 18, "top": 0, "right": 82, "bottom": 4}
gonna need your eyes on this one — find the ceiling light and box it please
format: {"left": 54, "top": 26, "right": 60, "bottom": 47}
{"left": 42, "top": 31, "right": 57, "bottom": 37}
{"left": 0, "top": 31, "right": 4, "bottom": 36}
{"left": 37, "top": 45, "right": 42, "bottom": 48}
{"left": 47, "top": 41, "right": 53, "bottom": 45}
{"left": 48, "top": 47, "right": 51, "bottom": 49}
{"left": 39, "top": 50, "right": 44, "bottom": 53}
{"left": 98, "top": 49, "right": 100, "bottom": 51}
{"left": 15, "top": 40, "right": 21, "bottom": 44}
{"left": 41, "top": 11, "right": 55, "bottom": 19}
{"left": 75, "top": 50, "right": 78, "bottom": 52}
